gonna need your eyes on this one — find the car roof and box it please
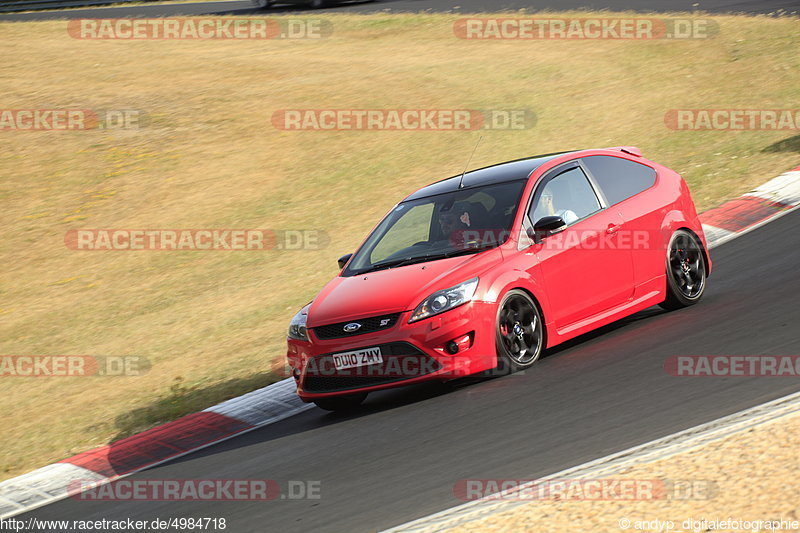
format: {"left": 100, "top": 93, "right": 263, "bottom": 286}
{"left": 402, "top": 150, "right": 579, "bottom": 202}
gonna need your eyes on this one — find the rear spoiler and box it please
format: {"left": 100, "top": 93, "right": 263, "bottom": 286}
{"left": 605, "top": 146, "right": 642, "bottom": 157}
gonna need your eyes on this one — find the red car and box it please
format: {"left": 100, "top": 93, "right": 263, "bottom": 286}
{"left": 287, "top": 147, "right": 711, "bottom": 410}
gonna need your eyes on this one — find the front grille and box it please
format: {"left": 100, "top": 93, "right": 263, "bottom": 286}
{"left": 312, "top": 312, "right": 401, "bottom": 340}
{"left": 302, "top": 342, "right": 441, "bottom": 393}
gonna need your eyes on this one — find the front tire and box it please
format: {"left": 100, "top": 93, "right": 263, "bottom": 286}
{"left": 312, "top": 392, "right": 367, "bottom": 411}
{"left": 251, "top": 0, "right": 273, "bottom": 8}
{"left": 494, "top": 290, "right": 544, "bottom": 374}
{"left": 660, "top": 229, "right": 707, "bottom": 310}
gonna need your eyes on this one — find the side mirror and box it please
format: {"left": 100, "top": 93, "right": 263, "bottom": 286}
{"left": 530, "top": 216, "right": 567, "bottom": 244}
{"left": 337, "top": 253, "right": 353, "bottom": 270}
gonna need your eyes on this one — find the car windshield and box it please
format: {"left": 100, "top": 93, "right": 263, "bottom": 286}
{"left": 344, "top": 180, "right": 527, "bottom": 276}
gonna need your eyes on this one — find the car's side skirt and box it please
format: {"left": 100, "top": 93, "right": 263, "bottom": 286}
{"left": 545, "top": 284, "right": 665, "bottom": 348}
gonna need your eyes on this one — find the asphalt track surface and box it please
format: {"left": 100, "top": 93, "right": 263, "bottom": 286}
{"left": 19, "top": 208, "right": 800, "bottom": 531}
{"left": 2, "top": 0, "right": 799, "bottom": 21}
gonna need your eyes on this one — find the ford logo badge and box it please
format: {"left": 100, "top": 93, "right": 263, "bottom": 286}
{"left": 343, "top": 322, "right": 362, "bottom": 333}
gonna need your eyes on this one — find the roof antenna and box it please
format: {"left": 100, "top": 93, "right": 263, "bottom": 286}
{"left": 458, "top": 135, "right": 482, "bottom": 189}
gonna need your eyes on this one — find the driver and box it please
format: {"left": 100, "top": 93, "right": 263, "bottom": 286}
{"left": 438, "top": 204, "right": 475, "bottom": 249}
{"left": 539, "top": 189, "right": 579, "bottom": 225}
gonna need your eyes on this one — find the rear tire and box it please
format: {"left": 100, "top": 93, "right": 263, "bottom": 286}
{"left": 494, "top": 290, "right": 544, "bottom": 375}
{"left": 313, "top": 392, "right": 367, "bottom": 411}
{"left": 660, "top": 229, "right": 707, "bottom": 310}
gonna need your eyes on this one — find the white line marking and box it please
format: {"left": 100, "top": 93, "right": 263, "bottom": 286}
{"left": 381, "top": 391, "right": 800, "bottom": 533}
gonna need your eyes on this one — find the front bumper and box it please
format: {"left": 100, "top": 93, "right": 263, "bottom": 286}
{"left": 286, "top": 301, "right": 497, "bottom": 401}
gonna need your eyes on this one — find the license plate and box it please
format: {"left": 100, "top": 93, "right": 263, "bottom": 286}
{"left": 332, "top": 347, "right": 383, "bottom": 371}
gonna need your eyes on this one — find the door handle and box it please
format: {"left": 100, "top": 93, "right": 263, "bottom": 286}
{"left": 607, "top": 224, "right": 621, "bottom": 234}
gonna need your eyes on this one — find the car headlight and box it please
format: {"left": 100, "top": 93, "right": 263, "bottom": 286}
{"left": 288, "top": 304, "right": 311, "bottom": 341}
{"left": 409, "top": 278, "right": 479, "bottom": 323}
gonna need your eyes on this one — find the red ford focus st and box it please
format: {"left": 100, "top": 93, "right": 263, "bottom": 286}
{"left": 286, "top": 147, "right": 711, "bottom": 410}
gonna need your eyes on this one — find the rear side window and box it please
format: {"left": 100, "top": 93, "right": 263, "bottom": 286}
{"left": 582, "top": 155, "right": 657, "bottom": 206}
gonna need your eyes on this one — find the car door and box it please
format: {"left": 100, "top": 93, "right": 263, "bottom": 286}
{"left": 525, "top": 162, "right": 635, "bottom": 330}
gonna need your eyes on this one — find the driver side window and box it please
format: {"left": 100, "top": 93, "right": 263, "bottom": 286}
{"left": 530, "top": 166, "right": 602, "bottom": 226}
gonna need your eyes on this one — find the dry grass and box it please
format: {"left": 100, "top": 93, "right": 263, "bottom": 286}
{"left": 0, "top": 11, "right": 798, "bottom": 481}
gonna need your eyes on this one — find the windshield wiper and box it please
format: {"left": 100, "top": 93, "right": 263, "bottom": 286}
{"left": 354, "top": 244, "right": 495, "bottom": 275}
{"left": 353, "top": 255, "right": 432, "bottom": 275}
